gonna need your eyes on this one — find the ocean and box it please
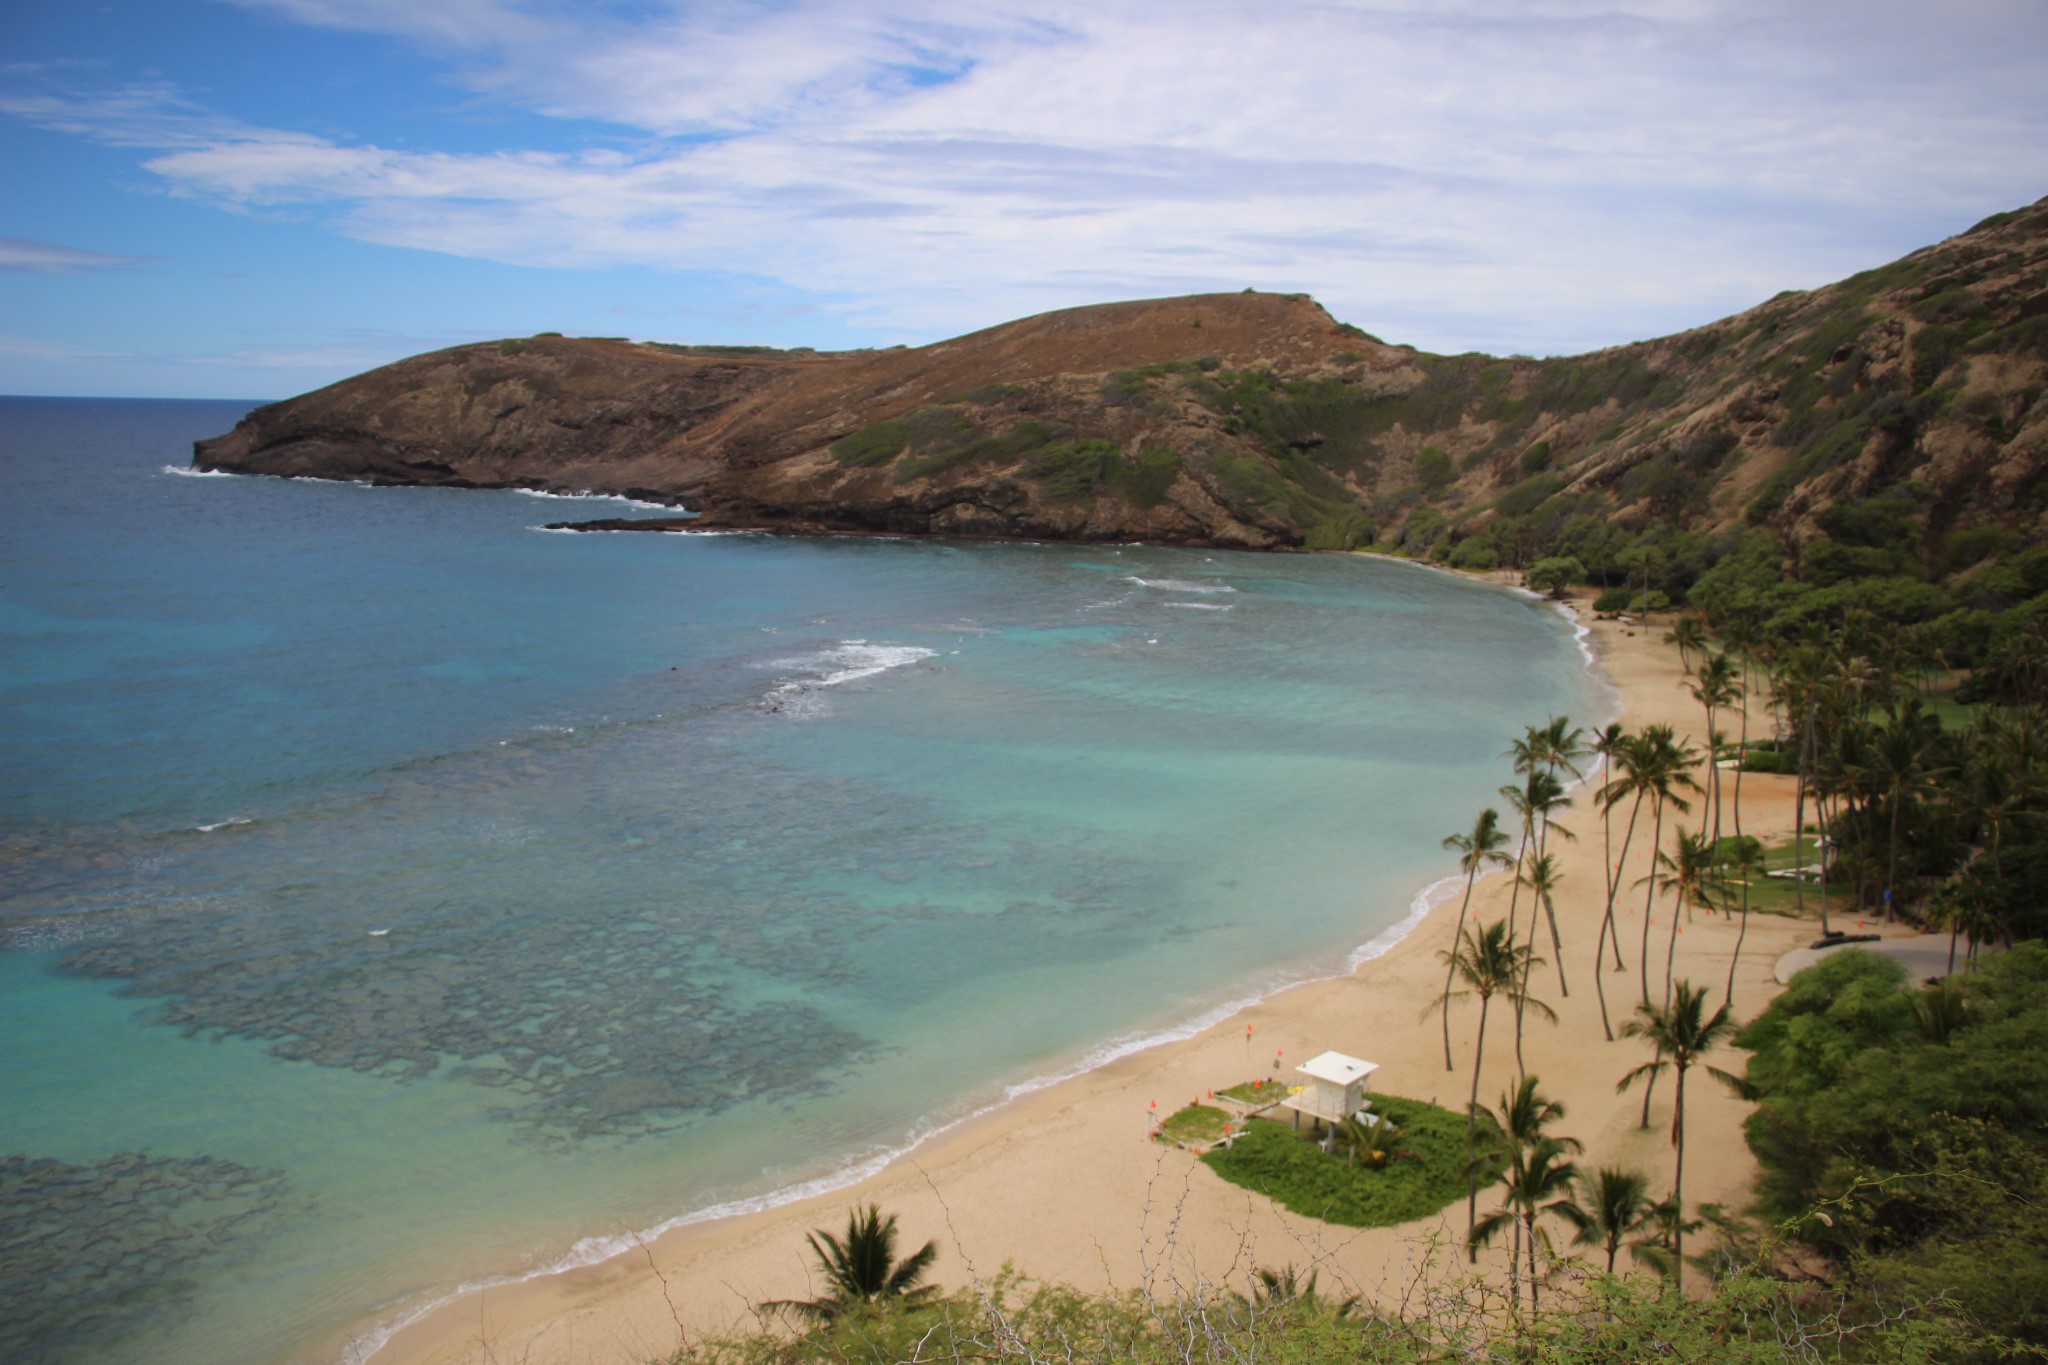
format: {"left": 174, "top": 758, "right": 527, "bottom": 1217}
{"left": 0, "top": 396, "right": 1608, "bottom": 1363}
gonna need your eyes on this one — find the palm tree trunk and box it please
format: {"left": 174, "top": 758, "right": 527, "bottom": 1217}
{"left": 1886, "top": 792, "right": 1903, "bottom": 924}
{"left": 1542, "top": 892, "right": 1568, "bottom": 998}
{"left": 1725, "top": 694, "right": 1751, "bottom": 1007}
{"left": 1526, "top": 1209, "right": 1541, "bottom": 1312}
{"left": 1663, "top": 888, "right": 1685, "bottom": 1007}
{"left": 1638, "top": 800, "right": 1666, "bottom": 1006}
{"left": 1671, "top": 1064, "right": 1688, "bottom": 1288}
{"left": 1595, "top": 792, "right": 1648, "bottom": 1041}
{"left": 1465, "top": 993, "right": 1492, "bottom": 1264}
{"left": 1442, "top": 869, "right": 1480, "bottom": 1072}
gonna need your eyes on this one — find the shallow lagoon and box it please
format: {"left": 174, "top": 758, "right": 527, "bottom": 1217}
{"left": 0, "top": 398, "right": 1606, "bottom": 1362}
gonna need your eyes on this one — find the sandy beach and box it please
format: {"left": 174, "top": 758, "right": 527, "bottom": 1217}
{"left": 360, "top": 584, "right": 1879, "bottom": 1365}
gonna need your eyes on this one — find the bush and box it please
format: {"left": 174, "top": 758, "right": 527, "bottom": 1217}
{"left": 1202, "top": 1096, "right": 1479, "bottom": 1228}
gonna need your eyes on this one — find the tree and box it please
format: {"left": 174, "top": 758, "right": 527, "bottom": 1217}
{"left": 1720, "top": 834, "right": 1766, "bottom": 1006}
{"left": 762, "top": 1205, "right": 939, "bottom": 1321}
{"left": 1519, "top": 852, "right": 1570, "bottom": 1024}
{"left": 1623, "top": 726, "right": 1701, "bottom": 1007}
{"left": 1468, "top": 1077, "right": 1582, "bottom": 1311}
{"left": 1560, "top": 1165, "right": 1657, "bottom": 1275}
{"left": 1248, "top": 1264, "right": 1363, "bottom": 1320}
{"left": 1648, "top": 827, "right": 1717, "bottom": 1006}
{"left": 1690, "top": 653, "right": 1741, "bottom": 849}
{"left": 1424, "top": 919, "right": 1553, "bottom": 1260}
{"left": 1337, "top": 1111, "right": 1408, "bottom": 1170}
{"left": 1616, "top": 983, "right": 1740, "bottom": 1282}
{"left": 1526, "top": 556, "right": 1586, "bottom": 598}
{"left": 1863, "top": 698, "right": 1949, "bottom": 920}
{"left": 1439, "top": 807, "right": 1512, "bottom": 1071}
{"left": 1665, "top": 614, "right": 1707, "bottom": 675}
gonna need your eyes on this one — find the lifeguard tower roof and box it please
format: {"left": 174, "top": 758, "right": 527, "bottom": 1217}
{"left": 1298, "top": 1051, "right": 1376, "bottom": 1087}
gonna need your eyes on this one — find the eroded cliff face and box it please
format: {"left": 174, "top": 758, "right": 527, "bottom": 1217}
{"left": 196, "top": 199, "right": 2048, "bottom": 559}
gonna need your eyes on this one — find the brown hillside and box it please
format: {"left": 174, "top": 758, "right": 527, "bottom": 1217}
{"left": 195, "top": 199, "right": 2048, "bottom": 562}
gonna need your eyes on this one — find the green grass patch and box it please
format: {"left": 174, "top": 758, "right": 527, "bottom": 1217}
{"left": 1216, "top": 1078, "right": 1293, "bottom": 1105}
{"left": 1201, "top": 1095, "right": 1480, "bottom": 1229}
{"left": 1707, "top": 833, "right": 1843, "bottom": 918}
{"left": 1158, "top": 1104, "right": 1232, "bottom": 1147}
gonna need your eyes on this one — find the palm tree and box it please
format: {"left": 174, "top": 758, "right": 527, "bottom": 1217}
{"left": 1424, "top": 920, "right": 1553, "bottom": 1260}
{"left": 1629, "top": 726, "right": 1701, "bottom": 1007}
{"left": 1469, "top": 1134, "right": 1581, "bottom": 1311}
{"left": 1864, "top": 698, "right": 1949, "bottom": 921}
{"left": 1720, "top": 834, "right": 1766, "bottom": 1006}
{"left": 1249, "top": 1264, "right": 1363, "bottom": 1320}
{"left": 761, "top": 1205, "right": 939, "bottom": 1321}
{"left": 1439, "top": 807, "right": 1512, "bottom": 1071}
{"left": 1519, "top": 851, "right": 1569, "bottom": 1002}
{"left": 1664, "top": 614, "right": 1707, "bottom": 675}
{"left": 1774, "top": 642, "right": 1829, "bottom": 925}
{"left": 1337, "top": 1111, "right": 1407, "bottom": 1169}
{"left": 1615, "top": 982, "right": 1739, "bottom": 1281}
{"left": 1690, "top": 653, "right": 1741, "bottom": 850}
{"left": 1560, "top": 1165, "right": 1657, "bottom": 1275}
{"left": 1648, "top": 827, "right": 1717, "bottom": 1006}
{"left": 1500, "top": 767, "right": 1571, "bottom": 946}
{"left": 1467, "top": 1077, "right": 1581, "bottom": 1311}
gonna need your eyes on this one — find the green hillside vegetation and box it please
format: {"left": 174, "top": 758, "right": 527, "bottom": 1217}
{"left": 815, "top": 199, "right": 2046, "bottom": 574}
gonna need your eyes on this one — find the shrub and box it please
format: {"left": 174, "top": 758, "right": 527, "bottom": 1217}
{"left": 1202, "top": 1096, "right": 1478, "bottom": 1228}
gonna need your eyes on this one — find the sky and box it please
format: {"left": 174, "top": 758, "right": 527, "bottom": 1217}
{"left": 2, "top": 1, "right": 2045, "bottom": 399}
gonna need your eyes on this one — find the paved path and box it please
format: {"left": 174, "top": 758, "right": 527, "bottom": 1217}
{"left": 1774, "top": 933, "right": 1960, "bottom": 984}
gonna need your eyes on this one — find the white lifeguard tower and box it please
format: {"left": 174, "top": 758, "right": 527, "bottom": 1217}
{"left": 1281, "top": 1050, "right": 1378, "bottom": 1132}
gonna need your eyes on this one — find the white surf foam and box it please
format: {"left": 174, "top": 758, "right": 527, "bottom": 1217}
{"left": 508, "top": 488, "right": 676, "bottom": 510}
{"left": 1126, "top": 576, "right": 1237, "bottom": 594}
{"left": 760, "top": 640, "right": 937, "bottom": 716}
{"left": 162, "top": 464, "right": 238, "bottom": 479}
{"left": 1163, "top": 602, "right": 1233, "bottom": 612}
{"left": 194, "top": 816, "right": 253, "bottom": 833}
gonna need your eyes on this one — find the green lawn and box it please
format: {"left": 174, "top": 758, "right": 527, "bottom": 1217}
{"left": 1216, "top": 1078, "right": 1292, "bottom": 1105}
{"left": 1200, "top": 1095, "right": 1484, "bottom": 1229}
{"left": 1710, "top": 833, "right": 1846, "bottom": 919}
{"left": 1159, "top": 1104, "right": 1231, "bottom": 1147}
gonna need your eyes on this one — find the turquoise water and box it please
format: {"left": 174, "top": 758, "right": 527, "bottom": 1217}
{"left": 0, "top": 397, "right": 1606, "bottom": 1363}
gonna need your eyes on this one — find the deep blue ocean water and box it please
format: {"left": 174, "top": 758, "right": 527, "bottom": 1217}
{"left": 0, "top": 396, "right": 1607, "bottom": 1363}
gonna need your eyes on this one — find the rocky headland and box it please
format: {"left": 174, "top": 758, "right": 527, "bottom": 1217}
{"left": 195, "top": 197, "right": 2048, "bottom": 558}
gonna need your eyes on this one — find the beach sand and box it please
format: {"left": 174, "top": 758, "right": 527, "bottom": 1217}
{"left": 360, "top": 586, "right": 1896, "bottom": 1365}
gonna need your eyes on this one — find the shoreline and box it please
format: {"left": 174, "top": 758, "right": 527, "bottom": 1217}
{"left": 357, "top": 580, "right": 1841, "bottom": 1365}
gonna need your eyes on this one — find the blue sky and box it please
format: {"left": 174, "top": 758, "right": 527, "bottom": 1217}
{"left": 3, "top": 0, "right": 2045, "bottom": 399}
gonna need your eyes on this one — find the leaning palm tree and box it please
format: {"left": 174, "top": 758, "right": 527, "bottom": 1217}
{"left": 1423, "top": 919, "right": 1552, "bottom": 1260}
{"left": 1615, "top": 982, "right": 1739, "bottom": 1282}
{"left": 1720, "top": 834, "right": 1766, "bottom": 1007}
{"left": 1439, "top": 807, "right": 1512, "bottom": 1071}
{"left": 1559, "top": 1165, "right": 1657, "bottom": 1275}
{"left": 1664, "top": 614, "right": 1707, "bottom": 675}
{"left": 761, "top": 1204, "right": 939, "bottom": 1321}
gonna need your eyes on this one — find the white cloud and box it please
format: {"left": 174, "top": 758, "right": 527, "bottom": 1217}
{"left": 15, "top": 0, "right": 2048, "bottom": 353}
{"left": 0, "top": 237, "right": 154, "bottom": 272}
